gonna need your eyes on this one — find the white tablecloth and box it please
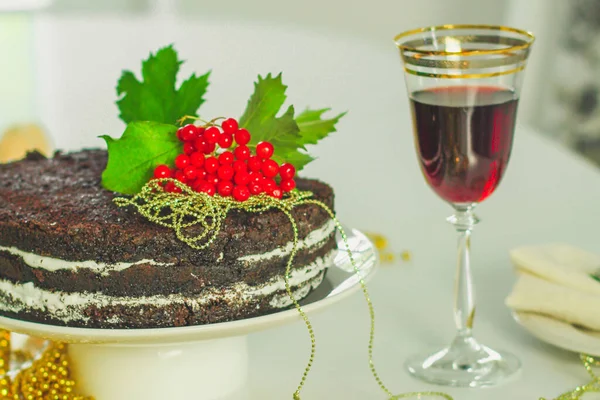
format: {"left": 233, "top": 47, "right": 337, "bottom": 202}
{"left": 249, "top": 123, "right": 600, "bottom": 399}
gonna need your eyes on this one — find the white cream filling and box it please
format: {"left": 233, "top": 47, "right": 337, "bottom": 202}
{"left": 238, "top": 219, "right": 336, "bottom": 264}
{"left": 0, "top": 246, "right": 172, "bottom": 275}
{"left": 0, "top": 250, "right": 336, "bottom": 324}
{"left": 0, "top": 219, "right": 335, "bottom": 274}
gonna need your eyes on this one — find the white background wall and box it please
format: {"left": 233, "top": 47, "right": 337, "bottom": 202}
{"left": 23, "top": 0, "right": 512, "bottom": 149}
{"left": 0, "top": 0, "right": 561, "bottom": 167}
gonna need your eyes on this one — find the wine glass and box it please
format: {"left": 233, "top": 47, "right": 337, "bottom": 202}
{"left": 394, "top": 25, "right": 534, "bottom": 387}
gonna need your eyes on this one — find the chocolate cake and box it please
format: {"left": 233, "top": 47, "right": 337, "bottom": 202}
{"left": 0, "top": 149, "right": 336, "bottom": 328}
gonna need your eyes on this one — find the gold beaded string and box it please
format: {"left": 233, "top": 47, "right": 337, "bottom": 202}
{"left": 300, "top": 199, "right": 452, "bottom": 400}
{"left": 539, "top": 354, "right": 600, "bottom": 400}
{"left": 114, "top": 179, "right": 452, "bottom": 399}
{"left": 0, "top": 330, "right": 92, "bottom": 400}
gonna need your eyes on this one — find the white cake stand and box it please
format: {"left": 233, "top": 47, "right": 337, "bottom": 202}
{"left": 0, "top": 228, "right": 378, "bottom": 400}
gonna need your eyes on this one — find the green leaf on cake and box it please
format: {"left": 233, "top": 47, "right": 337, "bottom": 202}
{"left": 239, "top": 73, "right": 344, "bottom": 171}
{"left": 101, "top": 122, "right": 181, "bottom": 195}
{"left": 296, "top": 108, "right": 347, "bottom": 145}
{"left": 239, "top": 73, "right": 300, "bottom": 145}
{"left": 116, "top": 45, "right": 210, "bottom": 124}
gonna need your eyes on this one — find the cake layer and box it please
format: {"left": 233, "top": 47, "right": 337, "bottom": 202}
{"left": 0, "top": 251, "right": 335, "bottom": 328}
{"left": 0, "top": 220, "right": 336, "bottom": 296}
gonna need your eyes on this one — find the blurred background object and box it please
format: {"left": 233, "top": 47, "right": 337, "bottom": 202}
{"left": 0, "top": 0, "right": 53, "bottom": 162}
{"left": 2, "top": 0, "right": 599, "bottom": 166}
{"left": 542, "top": 0, "right": 600, "bottom": 166}
{"left": 0, "top": 124, "right": 52, "bottom": 162}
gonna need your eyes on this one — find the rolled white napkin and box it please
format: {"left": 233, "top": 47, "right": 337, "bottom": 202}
{"left": 506, "top": 244, "right": 600, "bottom": 331}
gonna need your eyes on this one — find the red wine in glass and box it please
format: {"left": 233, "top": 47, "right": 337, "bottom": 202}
{"left": 410, "top": 86, "right": 518, "bottom": 204}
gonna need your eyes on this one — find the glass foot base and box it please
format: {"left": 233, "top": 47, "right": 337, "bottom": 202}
{"left": 405, "top": 335, "right": 521, "bottom": 388}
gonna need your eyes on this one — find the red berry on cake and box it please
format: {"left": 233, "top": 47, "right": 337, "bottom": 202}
{"left": 218, "top": 151, "right": 234, "bottom": 165}
{"left": 234, "top": 129, "right": 251, "bottom": 146}
{"left": 234, "top": 145, "right": 250, "bottom": 161}
{"left": 184, "top": 166, "right": 198, "bottom": 180}
{"left": 270, "top": 187, "right": 283, "bottom": 199}
{"left": 197, "top": 182, "right": 216, "bottom": 196}
{"left": 233, "top": 185, "right": 250, "bottom": 201}
{"left": 183, "top": 142, "right": 195, "bottom": 155}
{"left": 190, "top": 152, "right": 205, "bottom": 168}
{"left": 218, "top": 133, "right": 233, "bottom": 149}
{"left": 174, "top": 170, "right": 187, "bottom": 183}
{"left": 256, "top": 142, "right": 274, "bottom": 159}
{"left": 204, "top": 126, "right": 221, "bottom": 144}
{"left": 195, "top": 168, "right": 207, "bottom": 181}
{"left": 180, "top": 124, "right": 199, "bottom": 142}
{"left": 176, "top": 127, "right": 186, "bottom": 142}
{"left": 261, "top": 159, "right": 279, "bottom": 178}
{"left": 153, "top": 164, "right": 171, "bottom": 179}
{"left": 206, "top": 174, "right": 219, "bottom": 186}
{"left": 195, "top": 137, "right": 216, "bottom": 154}
{"left": 234, "top": 170, "right": 250, "bottom": 185}
{"left": 175, "top": 154, "right": 190, "bottom": 170}
{"left": 232, "top": 160, "right": 247, "bottom": 173}
{"left": 279, "top": 163, "right": 296, "bottom": 180}
{"left": 249, "top": 183, "right": 262, "bottom": 195}
{"left": 204, "top": 156, "right": 219, "bottom": 174}
{"left": 202, "top": 141, "right": 216, "bottom": 154}
{"left": 262, "top": 178, "right": 276, "bottom": 193}
{"left": 165, "top": 182, "right": 183, "bottom": 193}
{"left": 248, "top": 171, "right": 263, "bottom": 184}
{"left": 222, "top": 118, "right": 239, "bottom": 134}
{"left": 247, "top": 156, "right": 262, "bottom": 172}
{"left": 217, "top": 180, "right": 234, "bottom": 196}
{"left": 217, "top": 165, "right": 234, "bottom": 181}
{"left": 280, "top": 179, "right": 296, "bottom": 192}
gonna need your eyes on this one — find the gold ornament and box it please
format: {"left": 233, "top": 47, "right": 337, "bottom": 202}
{"left": 0, "top": 329, "right": 91, "bottom": 399}
{"left": 365, "top": 232, "right": 412, "bottom": 265}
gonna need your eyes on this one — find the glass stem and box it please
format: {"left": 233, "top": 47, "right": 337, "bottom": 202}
{"left": 448, "top": 205, "right": 480, "bottom": 338}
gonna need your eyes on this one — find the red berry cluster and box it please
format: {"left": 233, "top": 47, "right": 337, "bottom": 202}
{"left": 152, "top": 118, "right": 297, "bottom": 201}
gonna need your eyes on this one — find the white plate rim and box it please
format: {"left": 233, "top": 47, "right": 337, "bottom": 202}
{"left": 512, "top": 310, "right": 600, "bottom": 356}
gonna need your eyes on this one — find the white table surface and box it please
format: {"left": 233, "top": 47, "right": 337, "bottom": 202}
{"left": 26, "top": 15, "right": 600, "bottom": 400}
{"left": 248, "top": 127, "right": 600, "bottom": 400}
{"left": 217, "top": 23, "right": 600, "bottom": 400}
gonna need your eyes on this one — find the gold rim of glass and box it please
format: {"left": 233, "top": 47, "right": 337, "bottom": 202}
{"left": 394, "top": 24, "right": 535, "bottom": 56}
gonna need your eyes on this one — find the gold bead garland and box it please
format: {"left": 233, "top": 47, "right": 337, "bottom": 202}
{"left": 539, "top": 354, "right": 600, "bottom": 400}
{"left": 115, "top": 179, "right": 453, "bottom": 399}
{"left": 0, "top": 330, "right": 92, "bottom": 399}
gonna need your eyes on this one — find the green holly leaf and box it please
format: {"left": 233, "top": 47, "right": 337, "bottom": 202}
{"left": 238, "top": 73, "right": 345, "bottom": 171}
{"left": 100, "top": 122, "right": 181, "bottom": 195}
{"left": 277, "top": 149, "right": 316, "bottom": 169}
{"left": 116, "top": 45, "right": 210, "bottom": 124}
{"left": 239, "top": 73, "right": 307, "bottom": 168}
{"left": 239, "top": 73, "right": 301, "bottom": 147}
{"left": 297, "top": 108, "right": 346, "bottom": 145}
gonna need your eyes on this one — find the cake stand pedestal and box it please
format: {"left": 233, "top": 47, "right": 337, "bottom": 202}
{"left": 0, "top": 228, "right": 377, "bottom": 400}
{"left": 70, "top": 336, "right": 249, "bottom": 400}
